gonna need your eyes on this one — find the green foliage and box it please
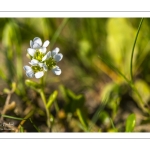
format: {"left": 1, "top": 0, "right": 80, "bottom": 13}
{"left": 25, "top": 79, "right": 41, "bottom": 91}
{"left": 47, "top": 90, "right": 58, "bottom": 109}
{"left": 60, "top": 85, "right": 85, "bottom": 113}
{"left": 125, "top": 113, "right": 136, "bottom": 132}
{"left": 0, "top": 18, "right": 150, "bottom": 132}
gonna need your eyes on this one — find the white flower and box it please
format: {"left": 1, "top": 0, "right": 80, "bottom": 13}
{"left": 28, "top": 37, "right": 50, "bottom": 57}
{"left": 42, "top": 47, "right": 63, "bottom": 62}
{"left": 24, "top": 37, "right": 63, "bottom": 78}
{"left": 29, "top": 59, "right": 48, "bottom": 71}
{"left": 52, "top": 66, "right": 61, "bottom": 75}
{"left": 23, "top": 65, "right": 44, "bottom": 79}
{"left": 42, "top": 47, "right": 63, "bottom": 75}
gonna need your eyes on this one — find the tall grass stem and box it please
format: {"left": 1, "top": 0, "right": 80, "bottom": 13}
{"left": 130, "top": 18, "right": 144, "bottom": 82}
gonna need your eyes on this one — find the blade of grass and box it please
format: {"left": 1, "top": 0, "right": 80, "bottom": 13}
{"left": 76, "top": 108, "right": 88, "bottom": 131}
{"left": 109, "top": 118, "right": 117, "bottom": 132}
{"left": 16, "top": 108, "right": 35, "bottom": 132}
{"left": 29, "top": 118, "right": 40, "bottom": 132}
{"left": 130, "top": 18, "right": 144, "bottom": 82}
{"left": 88, "top": 96, "right": 108, "bottom": 131}
{"left": 1, "top": 114, "right": 25, "bottom": 121}
{"left": 98, "top": 55, "right": 148, "bottom": 113}
{"left": 50, "top": 18, "right": 69, "bottom": 48}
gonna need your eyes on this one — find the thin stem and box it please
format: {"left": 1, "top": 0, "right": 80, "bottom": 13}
{"left": 39, "top": 90, "right": 50, "bottom": 129}
{"left": 130, "top": 18, "right": 144, "bottom": 82}
{"left": 16, "top": 108, "right": 35, "bottom": 132}
{"left": 29, "top": 118, "right": 40, "bottom": 132}
{"left": 109, "top": 118, "right": 117, "bottom": 132}
{"left": 1, "top": 114, "right": 24, "bottom": 121}
{"left": 39, "top": 77, "right": 51, "bottom": 129}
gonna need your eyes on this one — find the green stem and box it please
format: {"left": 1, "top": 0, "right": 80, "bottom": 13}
{"left": 17, "top": 109, "right": 35, "bottom": 132}
{"left": 29, "top": 118, "right": 40, "bottom": 132}
{"left": 1, "top": 114, "right": 24, "bottom": 121}
{"left": 39, "top": 77, "right": 50, "bottom": 130}
{"left": 99, "top": 55, "right": 147, "bottom": 113}
{"left": 109, "top": 118, "right": 117, "bottom": 132}
{"left": 130, "top": 18, "right": 144, "bottom": 82}
{"left": 39, "top": 89, "right": 50, "bottom": 129}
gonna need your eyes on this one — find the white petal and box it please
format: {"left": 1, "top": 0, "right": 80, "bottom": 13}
{"left": 23, "top": 65, "right": 32, "bottom": 71}
{"left": 52, "top": 66, "right": 61, "bottom": 75}
{"left": 30, "top": 40, "right": 33, "bottom": 48}
{"left": 53, "top": 53, "right": 63, "bottom": 62}
{"left": 33, "top": 37, "right": 39, "bottom": 41}
{"left": 35, "top": 71, "right": 44, "bottom": 78}
{"left": 43, "top": 40, "right": 50, "bottom": 48}
{"left": 29, "top": 59, "right": 39, "bottom": 66}
{"left": 51, "top": 47, "right": 59, "bottom": 56}
{"left": 38, "top": 62, "right": 44, "bottom": 67}
{"left": 27, "top": 48, "right": 36, "bottom": 57}
{"left": 39, "top": 47, "right": 46, "bottom": 54}
{"left": 43, "top": 64, "right": 48, "bottom": 71}
{"left": 26, "top": 70, "right": 35, "bottom": 78}
{"left": 38, "top": 63, "right": 48, "bottom": 71}
{"left": 42, "top": 51, "right": 51, "bottom": 61}
{"left": 24, "top": 66, "right": 34, "bottom": 78}
{"left": 32, "top": 43, "right": 41, "bottom": 49}
{"left": 33, "top": 37, "right": 42, "bottom": 46}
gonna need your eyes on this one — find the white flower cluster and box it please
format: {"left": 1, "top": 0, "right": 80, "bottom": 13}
{"left": 24, "top": 37, "right": 63, "bottom": 78}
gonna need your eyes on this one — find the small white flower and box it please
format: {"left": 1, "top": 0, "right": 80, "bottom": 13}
{"left": 42, "top": 47, "right": 63, "bottom": 75}
{"left": 43, "top": 47, "right": 63, "bottom": 62}
{"left": 30, "top": 37, "right": 42, "bottom": 49}
{"left": 23, "top": 65, "right": 45, "bottom": 79}
{"left": 52, "top": 66, "right": 61, "bottom": 75}
{"left": 24, "top": 37, "right": 63, "bottom": 78}
{"left": 30, "top": 37, "right": 50, "bottom": 49}
{"left": 28, "top": 37, "right": 50, "bottom": 57}
{"left": 52, "top": 47, "right": 63, "bottom": 62}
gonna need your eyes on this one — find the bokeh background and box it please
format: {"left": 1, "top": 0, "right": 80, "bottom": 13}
{"left": 0, "top": 18, "right": 150, "bottom": 132}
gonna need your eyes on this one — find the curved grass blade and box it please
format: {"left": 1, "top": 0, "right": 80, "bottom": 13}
{"left": 130, "top": 18, "right": 144, "bottom": 82}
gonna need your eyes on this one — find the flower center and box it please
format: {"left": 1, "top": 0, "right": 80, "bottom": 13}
{"left": 33, "top": 50, "right": 45, "bottom": 61}
{"left": 45, "top": 57, "right": 57, "bottom": 70}
{"left": 31, "top": 65, "right": 43, "bottom": 73}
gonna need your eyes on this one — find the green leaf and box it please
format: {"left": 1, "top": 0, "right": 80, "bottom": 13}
{"left": 125, "top": 113, "right": 136, "bottom": 132}
{"left": 59, "top": 85, "right": 85, "bottom": 112}
{"left": 25, "top": 79, "right": 41, "bottom": 92}
{"left": 132, "top": 79, "right": 150, "bottom": 104}
{"left": 46, "top": 90, "right": 58, "bottom": 109}
{"left": 106, "top": 18, "right": 136, "bottom": 75}
{"left": 76, "top": 108, "right": 88, "bottom": 131}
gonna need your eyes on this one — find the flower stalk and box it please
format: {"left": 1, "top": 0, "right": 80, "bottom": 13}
{"left": 23, "top": 37, "right": 63, "bottom": 130}
{"left": 39, "top": 88, "right": 51, "bottom": 129}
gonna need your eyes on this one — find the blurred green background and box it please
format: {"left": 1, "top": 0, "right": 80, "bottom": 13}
{"left": 0, "top": 18, "right": 150, "bottom": 132}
